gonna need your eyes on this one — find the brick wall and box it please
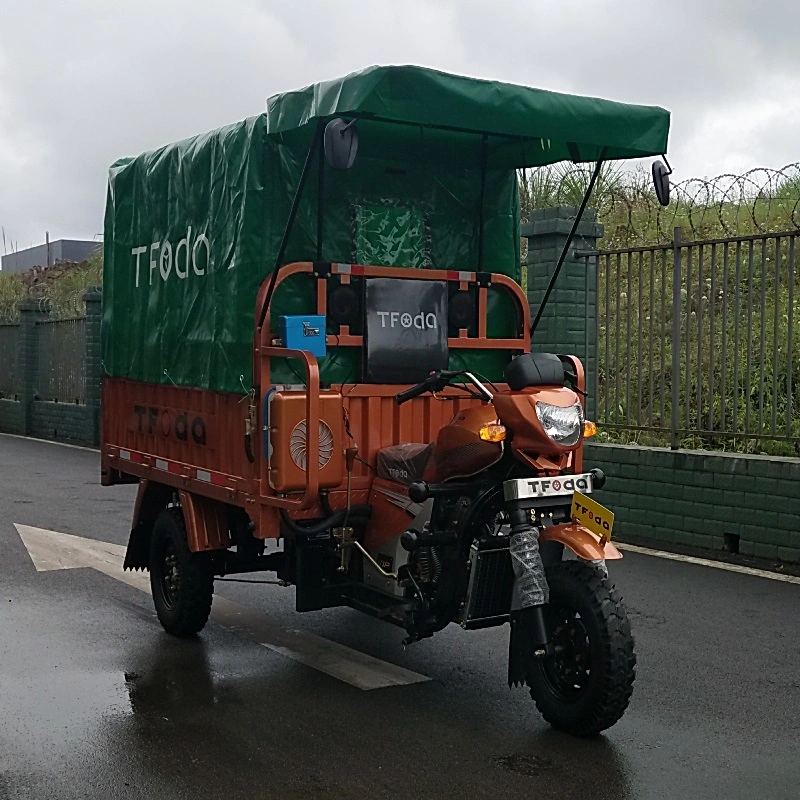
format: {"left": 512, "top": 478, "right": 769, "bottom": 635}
{"left": 29, "top": 401, "right": 96, "bottom": 447}
{"left": 586, "top": 442, "right": 800, "bottom": 562}
{"left": 0, "top": 290, "right": 101, "bottom": 448}
{"left": 0, "top": 399, "right": 23, "bottom": 435}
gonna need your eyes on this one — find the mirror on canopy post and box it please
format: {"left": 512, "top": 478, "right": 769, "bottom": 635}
{"left": 324, "top": 118, "right": 359, "bottom": 170}
{"left": 652, "top": 158, "right": 672, "bottom": 206}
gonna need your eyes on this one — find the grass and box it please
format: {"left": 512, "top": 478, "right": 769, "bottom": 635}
{"left": 519, "top": 163, "right": 800, "bottom": 248}
{"left": 0, "top": 250, "right": 102, "bottom": 322}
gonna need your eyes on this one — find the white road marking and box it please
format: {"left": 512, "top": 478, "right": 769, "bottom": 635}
{"left": 14, "top": 524, "right": 430, "bottom": 690}
{"left": 617, "top": 541, "right": 800, "bottom": 586}
{"left": 0, "top": 432, "right": 98, "bottom": 452}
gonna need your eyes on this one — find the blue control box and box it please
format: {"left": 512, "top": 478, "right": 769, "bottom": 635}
{"left": 280, "top": 315, "right": 327, "bottom": 358}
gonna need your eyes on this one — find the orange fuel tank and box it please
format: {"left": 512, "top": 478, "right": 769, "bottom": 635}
{"left": 424, "top": 404, "right": 503, "bottom": 483}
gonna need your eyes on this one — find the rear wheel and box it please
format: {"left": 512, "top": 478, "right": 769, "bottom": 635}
{"left": 525, "top": 561, "right": 635, "bottom": 736}
{"left": 149, "top": 507, "right": 214, "bottom": 636}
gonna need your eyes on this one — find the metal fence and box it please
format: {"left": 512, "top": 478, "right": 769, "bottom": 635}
{"left": 593, "top": 227, "right": 799, "bottom": 455}
{"left": 0, "top": 324, "right": 18, "bottom": 397}
{"left": 36, "top": 317, "right": 86, "bottom": 403}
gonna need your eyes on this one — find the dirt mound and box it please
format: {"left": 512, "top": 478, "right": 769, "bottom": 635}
{"left": 22, "top": 260, "right": 90, "bottom": 297}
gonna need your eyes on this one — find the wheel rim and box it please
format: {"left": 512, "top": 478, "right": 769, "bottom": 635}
{"left": 157, "top": 539, "right": 181, "bottom": 610}
{"left": 542, "top": 604, "right": 592, "bottom": 699}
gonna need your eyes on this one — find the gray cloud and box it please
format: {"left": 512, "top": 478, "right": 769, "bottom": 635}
{"left": 1, "top": 0, "right": 797, "bottom": 249}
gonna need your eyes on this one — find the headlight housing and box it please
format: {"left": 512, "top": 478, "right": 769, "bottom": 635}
{"left": 535, "top": 401, "right": 584, "bottom": 447}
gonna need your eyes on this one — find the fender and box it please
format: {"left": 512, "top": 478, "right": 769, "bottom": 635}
{"left": 539, "top": 522, "right": 623, "bottom": 561}
{"left": 124, "top": 481, "right": 230, "bottom": 570}
{"left": 124, "top": 480, "right": 172, "bottom": 570}
{"left": 177, "top": 490, "right": 231, "bottom": 553}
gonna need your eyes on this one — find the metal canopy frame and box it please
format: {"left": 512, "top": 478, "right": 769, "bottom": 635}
{"left": 260, "top": 115, "right": 608, "bottom": 348}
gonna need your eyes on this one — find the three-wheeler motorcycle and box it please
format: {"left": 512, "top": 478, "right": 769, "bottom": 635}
{"left": 101, "top": 64, "right": 671, "bottom": 736}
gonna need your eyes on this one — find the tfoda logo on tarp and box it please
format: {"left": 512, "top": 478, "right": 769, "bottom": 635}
{"left": 130, "top": 226, "right": 211, "bottom": 287}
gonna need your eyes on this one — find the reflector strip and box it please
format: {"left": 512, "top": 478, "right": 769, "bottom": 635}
{"left": 337, "top": 263, "right": 351, "bottom": 274}
{"left": 196, "top": 468, "right": 227, "bottom": 486}
{"left": 459, "top": 271, "right": 472, "bottom": 282}
{"left": 117, "top": 448, "right": 227, "bottom": 483}
{"left": 118, "top": 449, "right": 142, "bottom": 464}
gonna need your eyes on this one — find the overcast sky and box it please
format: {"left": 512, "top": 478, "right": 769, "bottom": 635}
{"left": 1, "top": 0, "right": 798, "bottom": 251}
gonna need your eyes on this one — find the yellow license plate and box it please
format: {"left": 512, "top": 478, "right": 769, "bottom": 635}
{"left": 571, "top": 491, "right": 614, "bottom": 541}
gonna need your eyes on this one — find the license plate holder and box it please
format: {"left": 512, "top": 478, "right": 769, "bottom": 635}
{"left": 571, "top": 491, "right": 614, "bottom": 541}
{"left": 503, "top": 473, "right": 594, "bottom": 503}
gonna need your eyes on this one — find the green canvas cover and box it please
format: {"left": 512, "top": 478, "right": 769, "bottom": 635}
{"left": 102, "top": 65, "right": 670, "bottom": 393}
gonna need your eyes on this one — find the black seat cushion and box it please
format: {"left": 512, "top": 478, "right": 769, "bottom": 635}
{"left": 376, "top": 443, "right": 434, "bottom": 485}
{"left": 504, "top": 352, "right": 565, "bottom": 390}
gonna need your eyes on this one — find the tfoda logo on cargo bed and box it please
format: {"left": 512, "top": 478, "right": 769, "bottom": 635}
{"left": 127, "top": 404, "right": 214, "bottom": 448}
{"left": 130, "top": 226, "right": 212, "bottom": 287}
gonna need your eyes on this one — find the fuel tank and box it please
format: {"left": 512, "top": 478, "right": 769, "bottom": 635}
{"left": 424, "top": 404, "right": 503, "bottom": 483}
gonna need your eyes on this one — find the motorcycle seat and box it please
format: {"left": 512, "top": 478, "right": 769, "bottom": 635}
{"left": 376, "top": 443, "right": 434, "bottom": 485}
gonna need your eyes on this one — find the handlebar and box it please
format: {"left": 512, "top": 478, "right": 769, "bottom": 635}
{"left": 395, "top": 370, "right": 493, "bottom": 405}
{"left": 394, "top": 383, "right": 430, "bottom": 405}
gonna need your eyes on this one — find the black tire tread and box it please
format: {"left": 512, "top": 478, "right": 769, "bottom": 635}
{"left": 150, "top": 507, "right": 214, "bottom": 637}
{"left": 528, "top": 560, "right": 636, "bottom": 737}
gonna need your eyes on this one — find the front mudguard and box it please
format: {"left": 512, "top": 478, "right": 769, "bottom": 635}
{"left": 539, "top": 522, "right": 622, "bottom": 561}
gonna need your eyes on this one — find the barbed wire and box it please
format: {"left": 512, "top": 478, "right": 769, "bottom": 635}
{"left": 521, "top": 163, "right": 800, "bottom": 247}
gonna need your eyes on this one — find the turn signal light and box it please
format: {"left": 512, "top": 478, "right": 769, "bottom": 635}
{"left": 479, "top": 423, "right": 506, "bottom": 442}
{"left": 583, "top": 420, "right": 598, "bottom": 438}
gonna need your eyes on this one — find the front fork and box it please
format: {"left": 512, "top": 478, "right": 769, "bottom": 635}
{"left": 507, "top": 502, "right": 564, "bottom": 686}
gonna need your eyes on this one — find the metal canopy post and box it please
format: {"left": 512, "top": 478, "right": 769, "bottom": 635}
{"left": 530, "top": 152, "right": 606, "bottom": 334}
{"left": 478, "top": 134, "right": 489, "bottom": 271}
{"left": 258, "top": 118, "right": 326, "bottom": 332}
{"left": 316, "top": 129, "right": 325, "bottom": 262}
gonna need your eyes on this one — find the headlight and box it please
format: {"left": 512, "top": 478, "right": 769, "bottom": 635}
{"left": 535, "top": 401, "right": 584, "bottom": 446}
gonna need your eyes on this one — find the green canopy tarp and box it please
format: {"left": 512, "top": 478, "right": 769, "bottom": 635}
{"left": 102, "top": 65, "right": 670, "bottom": 393}
{"left": 264, "top": 65, "right": 670, "bottom": 167}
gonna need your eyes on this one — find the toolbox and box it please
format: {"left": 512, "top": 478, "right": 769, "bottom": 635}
{"left": 280, "top": 315, "right": 327, "bottom": 358}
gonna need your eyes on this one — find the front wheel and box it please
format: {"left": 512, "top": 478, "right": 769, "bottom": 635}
{"left": 525, "top": 561, "right": 635, "bottom": 737}
{"left": 149, "top": 507, "right": 214, "bottom": 637}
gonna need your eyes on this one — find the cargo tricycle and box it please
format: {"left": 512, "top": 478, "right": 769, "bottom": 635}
{"left": 101, "top": 66, "right": 670, "bottom": 736}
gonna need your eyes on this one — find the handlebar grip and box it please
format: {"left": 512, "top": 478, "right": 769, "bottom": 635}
{"left": 395, "top": 370, "right": 456, "bottom": 405}
{"left": 395, "top": 383, "right": 428, "bottom": 405}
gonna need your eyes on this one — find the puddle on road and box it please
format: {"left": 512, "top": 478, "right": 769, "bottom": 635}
{"left": 494, "top": 753, "right": 555, "bottom": 777}
{"left": 0, "top": 668, "right": 136, "bottom": 794}
{"left": 0, "top": 669, "right": 132, "bottom": 752}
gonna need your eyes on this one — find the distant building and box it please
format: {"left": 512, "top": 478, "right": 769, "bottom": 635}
{"left": 1, "top": 239, "right": 101, "bottom": 273}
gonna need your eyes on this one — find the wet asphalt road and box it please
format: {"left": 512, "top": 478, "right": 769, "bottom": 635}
{"left": 1, "top": 434, "right": 799, "bottom": 800}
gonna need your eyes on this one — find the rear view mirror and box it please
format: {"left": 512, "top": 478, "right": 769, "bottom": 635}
{"left": 652, "top": 159, "right": 671, "bottom": 206}
{"left": 324, "top": 118, "right": 359, "bottom": 170}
